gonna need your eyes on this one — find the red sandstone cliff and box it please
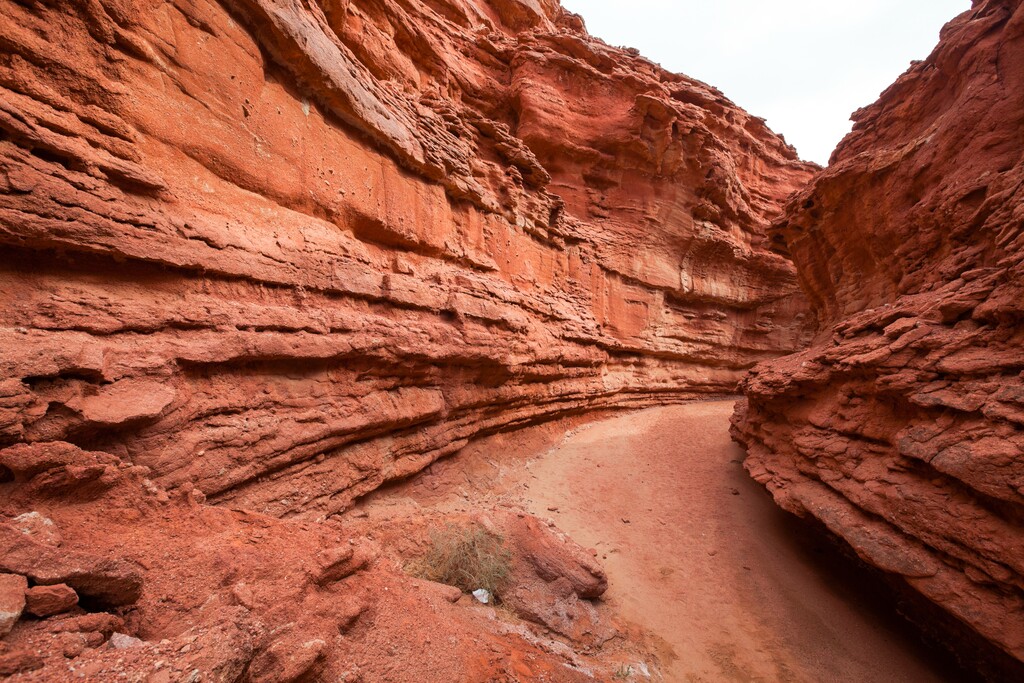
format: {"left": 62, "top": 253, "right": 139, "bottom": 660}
{"left": 733, "top": 0, "right": 1024, "bottom": 675}
{"left": 0, "top": 0, "right": 813, "bottom": 518}
{"left": 0, "top": 0, "right": 816, "bottom": 678}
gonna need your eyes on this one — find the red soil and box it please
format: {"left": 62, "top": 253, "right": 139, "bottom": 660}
{"left": 368, "top": 401, "right": 955, "bottom": 681}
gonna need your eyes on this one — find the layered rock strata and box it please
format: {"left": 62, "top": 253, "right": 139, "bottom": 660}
{"left": 0, "top": 0, "right": 813, "bottom": 516}
{"left": 733, "top": 0, "right": 1024, "bottom": 675}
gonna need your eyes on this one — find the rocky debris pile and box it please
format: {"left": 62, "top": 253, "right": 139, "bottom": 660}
{"left": 0, "top": 441, "right": 375, "bottom": 680}
{"left": 0, "top": 433, "right": 652, "bottom": 680}
{"left": 0, "top": 444, "right": 151, "bottom": 676}
{"left": 733, "top": 0, "right": 1024, "bottom": 678}
{"left": 0, "top": 518, "right": 133, "bottom": 677}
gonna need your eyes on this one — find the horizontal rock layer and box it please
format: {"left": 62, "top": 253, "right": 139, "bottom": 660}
{"left": 732, "top": 0, "right": 1024, "bottom": 674}
{"left": 0, "top": 0, "right": 814, "bottom": 515}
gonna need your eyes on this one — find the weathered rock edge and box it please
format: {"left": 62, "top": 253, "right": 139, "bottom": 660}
{"left": 733, "top": 0, "right": 1024, "bottom": 676}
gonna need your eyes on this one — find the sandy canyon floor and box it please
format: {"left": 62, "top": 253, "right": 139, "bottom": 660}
{"left": 363, "top": 401, "right": 954, "bottom": 682}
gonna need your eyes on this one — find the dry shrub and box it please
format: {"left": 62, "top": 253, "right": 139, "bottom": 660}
{"left": 409, "top": 523, "right": 512, "bottom": 599}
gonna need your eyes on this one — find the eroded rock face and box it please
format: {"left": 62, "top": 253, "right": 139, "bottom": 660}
{"left": 733, "top": 0, "right": 1024, "bottom": 674}
{"left": 0, "top": 0, "right": 814, "bottom": 516}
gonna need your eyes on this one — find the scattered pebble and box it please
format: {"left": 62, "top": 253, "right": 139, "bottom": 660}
{"left": 109, "top": 632, "right": 144, "bottom": 650}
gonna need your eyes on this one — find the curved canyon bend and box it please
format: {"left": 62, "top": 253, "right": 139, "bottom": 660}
{"left": 519, "top": 402, "right": 949, "bottom": 682}
{"left": 369, "top": 401, "right": 952, "bottom": 682}
{"left": 0, "top": 0, "right": 1021, "bottom": 680}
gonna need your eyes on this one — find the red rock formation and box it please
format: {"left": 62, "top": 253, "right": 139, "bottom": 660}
{"left": 0, "top": 0, "right": 813, "bottom": 517}
{"left": 0, "top": 0, "right": 815, "bottom": 677}
{"left": 733, "top": 0, "right": 1024, "bottom": 675}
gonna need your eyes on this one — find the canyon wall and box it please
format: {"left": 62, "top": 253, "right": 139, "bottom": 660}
{"left": 0, "top": 0, "right": 814, "bottom": 516}
{"left": 733, "top": 0, "right": 1024, "bottom": 674}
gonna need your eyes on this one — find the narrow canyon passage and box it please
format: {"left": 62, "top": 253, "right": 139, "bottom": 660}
{"left": 1, "top": 0, "right": 1020, "bottom": 679}
{"left": 516, "top": 402, "right": 950, "bottom": 682}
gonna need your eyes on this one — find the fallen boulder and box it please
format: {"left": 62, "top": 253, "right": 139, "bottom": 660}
{"left": 313, "top": 544, "right": 372, "bottom": 585}
{"left": 511, "top": 515, "right": 607, "bottom": 598}
{"left": 25, "top": 583, "right": 78, "bottom": 617}
{"left": 0, "top": 573, "right": 27, "bottom": 636}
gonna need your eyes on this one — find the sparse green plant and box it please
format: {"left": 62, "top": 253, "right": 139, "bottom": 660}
{"left": 408, "top": 523, "right": 512, "bottom": 600}
{"left": 613, "top": 664, "right": 634, "bottom": 680}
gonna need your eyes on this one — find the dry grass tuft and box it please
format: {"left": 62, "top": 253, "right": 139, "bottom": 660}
{"left": 409, "top": 523, "right": 512, "bottom": 599}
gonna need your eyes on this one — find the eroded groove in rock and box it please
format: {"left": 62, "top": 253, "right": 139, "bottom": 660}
{"left": 732, "top": 0, "right": 1024, "bottom": 674}
{"left": 0, "top": 0, "right": 815, "bottom": 515}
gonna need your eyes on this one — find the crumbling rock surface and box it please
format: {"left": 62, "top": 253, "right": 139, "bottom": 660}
{"left": 0, "top": 441, "right": 639, "bottom": 680}
{"left": 0, "top": 0, "right": 813, "bottom": 517}
{"left": 732, "top": 0, "right": 1024, "bottom": 675}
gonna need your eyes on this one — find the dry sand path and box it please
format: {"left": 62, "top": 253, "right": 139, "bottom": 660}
{"left": 517, "top": 401, "right": 950, "bottom": 682}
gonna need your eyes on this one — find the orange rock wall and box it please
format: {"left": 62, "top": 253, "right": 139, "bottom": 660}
{"left": 0, "top": 0, "right": 814, "bottom": 517}
{"left": 733, "top": 0, "right": 1024, "bottom": 672}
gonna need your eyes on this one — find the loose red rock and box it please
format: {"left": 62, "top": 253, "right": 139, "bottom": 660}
{"left": 0, "top": 573, "right": 28, "bottom": 636}
{"left": 25, "top": 584, "right": 78, "bottom": 617}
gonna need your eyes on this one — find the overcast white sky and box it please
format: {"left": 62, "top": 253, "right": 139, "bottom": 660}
{"left": 560, "top": 0, "right": 971, "bottom": 164}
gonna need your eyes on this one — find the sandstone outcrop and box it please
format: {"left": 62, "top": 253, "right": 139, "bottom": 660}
{"left": 732, "top": 0, "right": 1024, "bottom": 676}
{"left": 0, "top": 0, "right": 818, "bottom": 678}
{"left": 0, "top": 0, "right": 813, "bottom": 519}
